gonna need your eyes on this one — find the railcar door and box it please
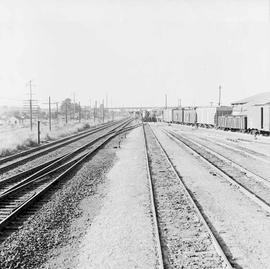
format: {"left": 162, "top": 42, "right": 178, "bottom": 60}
{"left": 244, "top": 116, "right": 247, "bottom": 130}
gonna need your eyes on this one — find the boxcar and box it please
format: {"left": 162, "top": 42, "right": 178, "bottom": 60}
{"left": 163, "top": 109, "right": 174, "bottom": 122}
{"left": 172, "top": 108, "right": 184, "bottom": 123}
{"left": 196, "top": 106, "right": 232, "bottom": 127}
{"left": 246, "top": 104, "right": 270, "bottom": 133}
{"left": 183, "top": 108, "right": 197, "bottom": 125}
{"left": 218, "top": 115, "right": 247, "bottom": 131}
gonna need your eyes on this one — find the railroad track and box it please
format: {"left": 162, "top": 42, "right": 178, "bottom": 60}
{"left": 0, "top": 120, "right": 134, "bottom": 193}
{"left": 175, "top": 131, "right": 270, "bottom": 178}
{"left": 164, "top": 129, "right": 270, "bottom": 215}
{"left": 143, "top": 124, "right": 232, "bottom": 268}
{"left": 0, "top": 120, "right": 119, "bottom": 172}
{"left": 0, "top": 122, "right": 141, "bottom": 194}
{"left": 0, "top": 119, "right": 136, "bottom": 234}
{"left": 188, "top": 132, "right": 270, "bottom": 164}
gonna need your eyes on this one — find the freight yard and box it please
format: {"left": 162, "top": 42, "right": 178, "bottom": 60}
{"left": 1, "top": 92, "right": 270, "bottom": 268}
{"left": 1, "top": 1, "right": 270, "bottom": 268}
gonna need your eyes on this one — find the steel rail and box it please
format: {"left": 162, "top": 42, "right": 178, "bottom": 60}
{"left": 164, "top": 129, "right": 270, "bottom": 215}
{"left": 196, "top": 135, "right": 270, "bottom": 164}
{"left": 148, "top": 125, "right": 233, "bottom": 269}
{"left": 179, "top": 132, "right": 270, "bottom": 186}
{"left": 0, "top": 121, "right": 134, "bottom": 188}
{"left": 0, "top": 120, "right": 125, "bottom": 173}
{"left": 142, "top": 123, "right": 164, "bottom": 269}
{"left": 0, "top": 119, "right": 133, "bottom": 196}
{"left": 0, "top": 122, "right": 140, "bottom": 190}
{"left": 0, "top": 155, "right": 68, "bottom": 187}
{"left": 0, "top": 119, "right": 134, "bottom": 232}
{"left": 0, "top": 121, "right": 113, "bottom": 165}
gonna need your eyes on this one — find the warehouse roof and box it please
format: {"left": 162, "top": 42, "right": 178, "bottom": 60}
{"left": 232, "top": 92, "right": 270, "bottom": 105}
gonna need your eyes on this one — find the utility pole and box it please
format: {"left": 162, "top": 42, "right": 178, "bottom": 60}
{"left": 94, "top": 100, "right": 97, "bottom": 123}
{"left": 218, "top": 85, "right": 221, "bottom": 106}
{"left": 84, "top": 107, "right": 87, "bottom": 121}
{"left": 24, "top": 80, "right": 38, "bottom": 131}
{"left": 30, "top": 81, "right": 33, "bottom": 131}
{"left": 43, "top": 97, "right": 58, "bottom": 131}
{"left": 65, "top": 102, "right": 68, "bottom": 124}
{"left": 102, "top": 99, "right": 105, "bottom": 123}
{"left": 73, "top": 92, "right": 76, "bottom": 120}
{"left": 106, "top": 94, "right": 108, "bottom": 122}
{"left": 55, "top": 102, "right": 59, "bottom": 122}
{"left": 26, "top": 80, "right": 33, "bottom": 131}
{"left": 37, "top": 121, "right": 41, "bottom": 144}
{"left": 49, "top": 96, "right": 51, "bottom": 131}
{"left": 79, "top": 101, "right": 81, "bottom": 122}
{"left": 89, "top": 99, "right": 91, "bottom": 120}
{"left": 178, "top": 98, "right": 182, "bottom": 107}
{"left": 165, "top": 94, "right": 167, "bottom": 109}
{"left": 110, "top": 97, "right": 113, "bottom": 121}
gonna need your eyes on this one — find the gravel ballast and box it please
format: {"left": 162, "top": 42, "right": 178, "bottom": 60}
{"left": 145, "top": 124, "right": 227, "bottom": 268}
{"left": 0, "top": 133, "right": 125, "bottom": 269}
{"left": 73, "top": 126, "right": 159, "bottom": 269}
{"left": 151, "top": 123, "right": 270, "bottom": 268}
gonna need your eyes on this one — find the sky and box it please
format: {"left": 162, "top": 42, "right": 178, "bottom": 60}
{"left": 0, "top": 0, "right": 269, "bottom": 108}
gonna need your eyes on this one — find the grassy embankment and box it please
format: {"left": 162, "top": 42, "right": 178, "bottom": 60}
{"left": 0, "top": 121, "right": 93, "bottom": 157}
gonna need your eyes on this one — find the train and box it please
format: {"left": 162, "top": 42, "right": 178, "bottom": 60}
{"left": 142, "top": 110, "right": 157, "bottom": 122}
{"left": 162, "top": 100, "right": 270, "bottom": 135}
{"left": 163, "top": 106, "right": 231, "bottom": 127}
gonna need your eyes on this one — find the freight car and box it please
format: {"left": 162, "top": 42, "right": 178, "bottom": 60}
{"left": 183, "top": 108, "right": 197, "bottom": 125}
{"left": 142, "top": 110, "right": 157, "bottom": 122}
{"left": 163, "top": 109, "right": 174, "bottom": 123}
{"left": 217, "top": 106, "right": 270, "bottom": 134}
{"left": 161, "top": 91, "right": 270, "bottom": 135}
{"left": 246, "top": 104, "right": 270, "bottom": 134}
{"left": 172, "top": 108, "right": 184, "bottom": 123}
{"left": 196, "top": 106, "right": 232, "bottom": 128}
{"left": 217, "top": 115, "right": 247, "bottom": 131}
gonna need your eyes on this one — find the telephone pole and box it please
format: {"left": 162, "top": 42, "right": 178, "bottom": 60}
{"left": 65, "top": 102, "right": 68, "bottom": 123}
{"left": 79, "top": 101, "right": 81, "bottom": 122}
{"left": 27, "top": 80, "right": 33, "bottom": 131}
{"left": 102, "top": 99, "right": 105, "bottom": 123}
{"left": 73, "top": 92, "right": 76, "bottom": 120}
{"left": 165, "top": 94, "right": 167, "bottom": 109}
{"left": 43, "top": 97, "right": 58, "bottom": 131}
{"left": 178, "top": 98, "right": 181, "bottom": 107}
{"left": 218, "top": 85, "right": 221, "bottom": 106}
{"left": 49, "top": 96, "right": 51, "bottom": 131}
{"left": 25, "top": 80, "right": 38, "bottom": 131}
{"left": 89, "top": 99, "right": 91, "bottom": 120}
{"left": 94, "top": 100, "right": 97, "bottom": 123}
{"left": 55, "top": 102, "right": 59, "bottom": 122}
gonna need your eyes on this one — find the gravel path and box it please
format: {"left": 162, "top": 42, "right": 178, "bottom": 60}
{"left": 73, "top": 126, "right": 159, "bottom": 269}
{"left": 0, "top": 133, "right": 125, "bottom": 269}
{"left": 151, "top": 124, "right": 270, "bottom": 269}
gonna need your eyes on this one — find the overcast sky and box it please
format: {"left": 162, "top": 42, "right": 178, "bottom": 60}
{"left": 0, "top": 0, "right": 269, "bottom": 108}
